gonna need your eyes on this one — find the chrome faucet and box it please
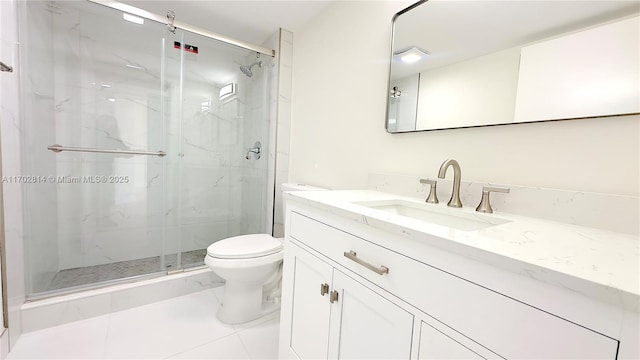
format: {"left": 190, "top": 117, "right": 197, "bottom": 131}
{"left": 438, "top": 159, "right": 462, "bottom": 208}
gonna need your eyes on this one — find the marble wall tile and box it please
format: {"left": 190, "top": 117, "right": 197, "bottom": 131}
{"left": 167, "top": 221, "right": 233, "bottom": 255}
{"left": 237, "top": 50, "right": 272, "bottom": 237}
{"left": 272, "top": 29, "right": 294, "bottom": 238}
{"left": 53, "top": 158, "right": 166, "bottom": 270}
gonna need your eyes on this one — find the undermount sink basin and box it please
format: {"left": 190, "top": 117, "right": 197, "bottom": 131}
{"left": 353, "top": 199, "right": 510, "bottom": 231}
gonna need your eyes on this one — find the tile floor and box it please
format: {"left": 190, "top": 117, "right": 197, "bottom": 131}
{"left": 8, "top": 287, "right": 280, "bottom": 359}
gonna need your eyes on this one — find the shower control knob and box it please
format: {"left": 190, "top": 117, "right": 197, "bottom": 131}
{"left": 245, "top": 141, "right": 262, "bottom": 160}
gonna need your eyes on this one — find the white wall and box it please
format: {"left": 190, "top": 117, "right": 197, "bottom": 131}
{"left": 515, "top": 15, "right": 640, "bottom": 122}
{"left": 289, "top": 1, "right": 639, "bottom": 197}
{"left": 417, "top": 47, "right": 520, "bottom": 129}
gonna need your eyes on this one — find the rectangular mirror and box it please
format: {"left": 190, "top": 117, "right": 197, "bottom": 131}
{"left": 387, "top": 0, "right": 640, "bottom": 133}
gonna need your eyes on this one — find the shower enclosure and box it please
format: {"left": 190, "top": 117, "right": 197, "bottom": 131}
{"left": 19, "top": 0, "right": 274, "bottom": 297}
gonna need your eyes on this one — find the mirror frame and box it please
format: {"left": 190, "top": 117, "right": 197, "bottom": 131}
{"left": 385, "top": 0, "right": 427, "bottom": 133}
{"left": 385, "top": 0, "right": 640, "bottom": 134}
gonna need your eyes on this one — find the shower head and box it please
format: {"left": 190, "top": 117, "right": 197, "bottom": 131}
{"left": 240, "top": 61, "right": 262, "bottom": 77}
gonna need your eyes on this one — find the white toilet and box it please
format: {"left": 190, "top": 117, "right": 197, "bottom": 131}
{"left": 205, "top": 183, "right": 326, "bottom": 324}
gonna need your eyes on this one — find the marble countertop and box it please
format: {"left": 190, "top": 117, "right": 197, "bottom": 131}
{"left": 285, "top": 190, "right": 639, "bottom": 312}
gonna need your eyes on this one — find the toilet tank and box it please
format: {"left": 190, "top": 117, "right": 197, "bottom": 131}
{"left": 276, "top": 183, "right": 327, "bottom": 238}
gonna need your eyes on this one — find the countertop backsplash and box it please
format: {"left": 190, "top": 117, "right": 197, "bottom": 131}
{"left": 368, "top": 172, "right": 639, "bottom": 236}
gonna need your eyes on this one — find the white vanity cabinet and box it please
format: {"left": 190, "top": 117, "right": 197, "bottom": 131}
{"left": 417, "top": 321, "right": 484, "bottom": 360}
{"left": 279, "top": 199, "right": 628, "bottom": 360}
{"left": 286, "top": 242, "right": 414, "bottom": 359}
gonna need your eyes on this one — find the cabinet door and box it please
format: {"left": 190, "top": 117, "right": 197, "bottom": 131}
{"left": 418, "top": 322, "right": 485, "bottom": 360}
{"left": 289, "top": 246, "right": 334, "bottom": 359}
{"left": 328, "top": 270, "right": 414, "bottom": 360}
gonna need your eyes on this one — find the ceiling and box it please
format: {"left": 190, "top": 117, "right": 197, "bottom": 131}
{"left": 392, "top": 0, "right": 640, "bottom": 79}
{"left": 120, "top": 1, "right": 335, "bottom": 46}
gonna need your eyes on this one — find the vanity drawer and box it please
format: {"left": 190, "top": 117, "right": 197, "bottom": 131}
{"left": 288, "top": 211, "right": 619, "bottom": 359}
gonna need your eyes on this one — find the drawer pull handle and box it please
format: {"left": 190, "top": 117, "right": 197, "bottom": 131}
{"left": 344, "top": 251, "right": 389, "bottom": 275}
{"left": 320, "top": 283, "right": 329, "bottom": 296}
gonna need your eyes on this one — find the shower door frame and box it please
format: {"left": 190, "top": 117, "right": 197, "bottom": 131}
{"left": 88, "top": 0, "right": 275, "bottom": 58}
{"left": 18, "top": 0, "right": 278, "bottom": 299}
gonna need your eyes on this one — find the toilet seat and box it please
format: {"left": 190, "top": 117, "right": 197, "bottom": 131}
{"left": 207, "top": 234, "right": 283, "bottom": 259}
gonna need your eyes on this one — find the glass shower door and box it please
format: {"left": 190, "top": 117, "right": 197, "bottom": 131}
{"left": 21, "top": 0, "right": 171, "bottom": 296}
{"left": 164, "top": 28, "right": 273, "bottom": 270}
{"left": 21, "top": 0, "right": 275, "bottom": 297}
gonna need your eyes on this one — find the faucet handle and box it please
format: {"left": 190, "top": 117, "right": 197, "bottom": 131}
{"left": 476, "top": 186, "right": 510, "bottom": 213}
{"left": 419, "top": 179, "right": 439, "bottom": 204}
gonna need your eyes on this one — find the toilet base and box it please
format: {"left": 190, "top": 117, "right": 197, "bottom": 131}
{"left": 217, "top": 281, "right": 281, "bottom": 324}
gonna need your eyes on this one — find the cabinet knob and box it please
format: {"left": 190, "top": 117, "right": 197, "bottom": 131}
{"left": 320, "top": 283, "right": 329, "bottom": 296}
{"left": 329, "top": 290, "right": 339, "bottom": 303}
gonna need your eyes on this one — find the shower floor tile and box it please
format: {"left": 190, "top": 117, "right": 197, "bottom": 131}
{"left": 46, "top": 249, "right": 207, "bottom": 291}
{"left": 7, "top": 288, "right": 280, "bottom": 360}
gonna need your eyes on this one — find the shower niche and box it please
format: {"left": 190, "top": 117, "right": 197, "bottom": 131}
{"left": 19, "top": 0, "right": 275, "bottom": 297}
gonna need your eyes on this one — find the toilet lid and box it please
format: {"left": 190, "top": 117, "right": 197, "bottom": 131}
{"left": 207, "top": 234, "right": 283, "bottom": 259}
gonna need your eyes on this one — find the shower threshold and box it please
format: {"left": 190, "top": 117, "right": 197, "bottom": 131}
{"left": 21, "top": 266, "right": 219, "bottom": 332}
{"left": 44, "top": 249, "right": 207, "bottom": 293}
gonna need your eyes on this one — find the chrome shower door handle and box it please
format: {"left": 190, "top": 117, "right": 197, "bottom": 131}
{"left": 343, "top": 251, "right": 389, "bottom": 275}
{"left": 47, "top": 144, "right": 167, "bottom": 157}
